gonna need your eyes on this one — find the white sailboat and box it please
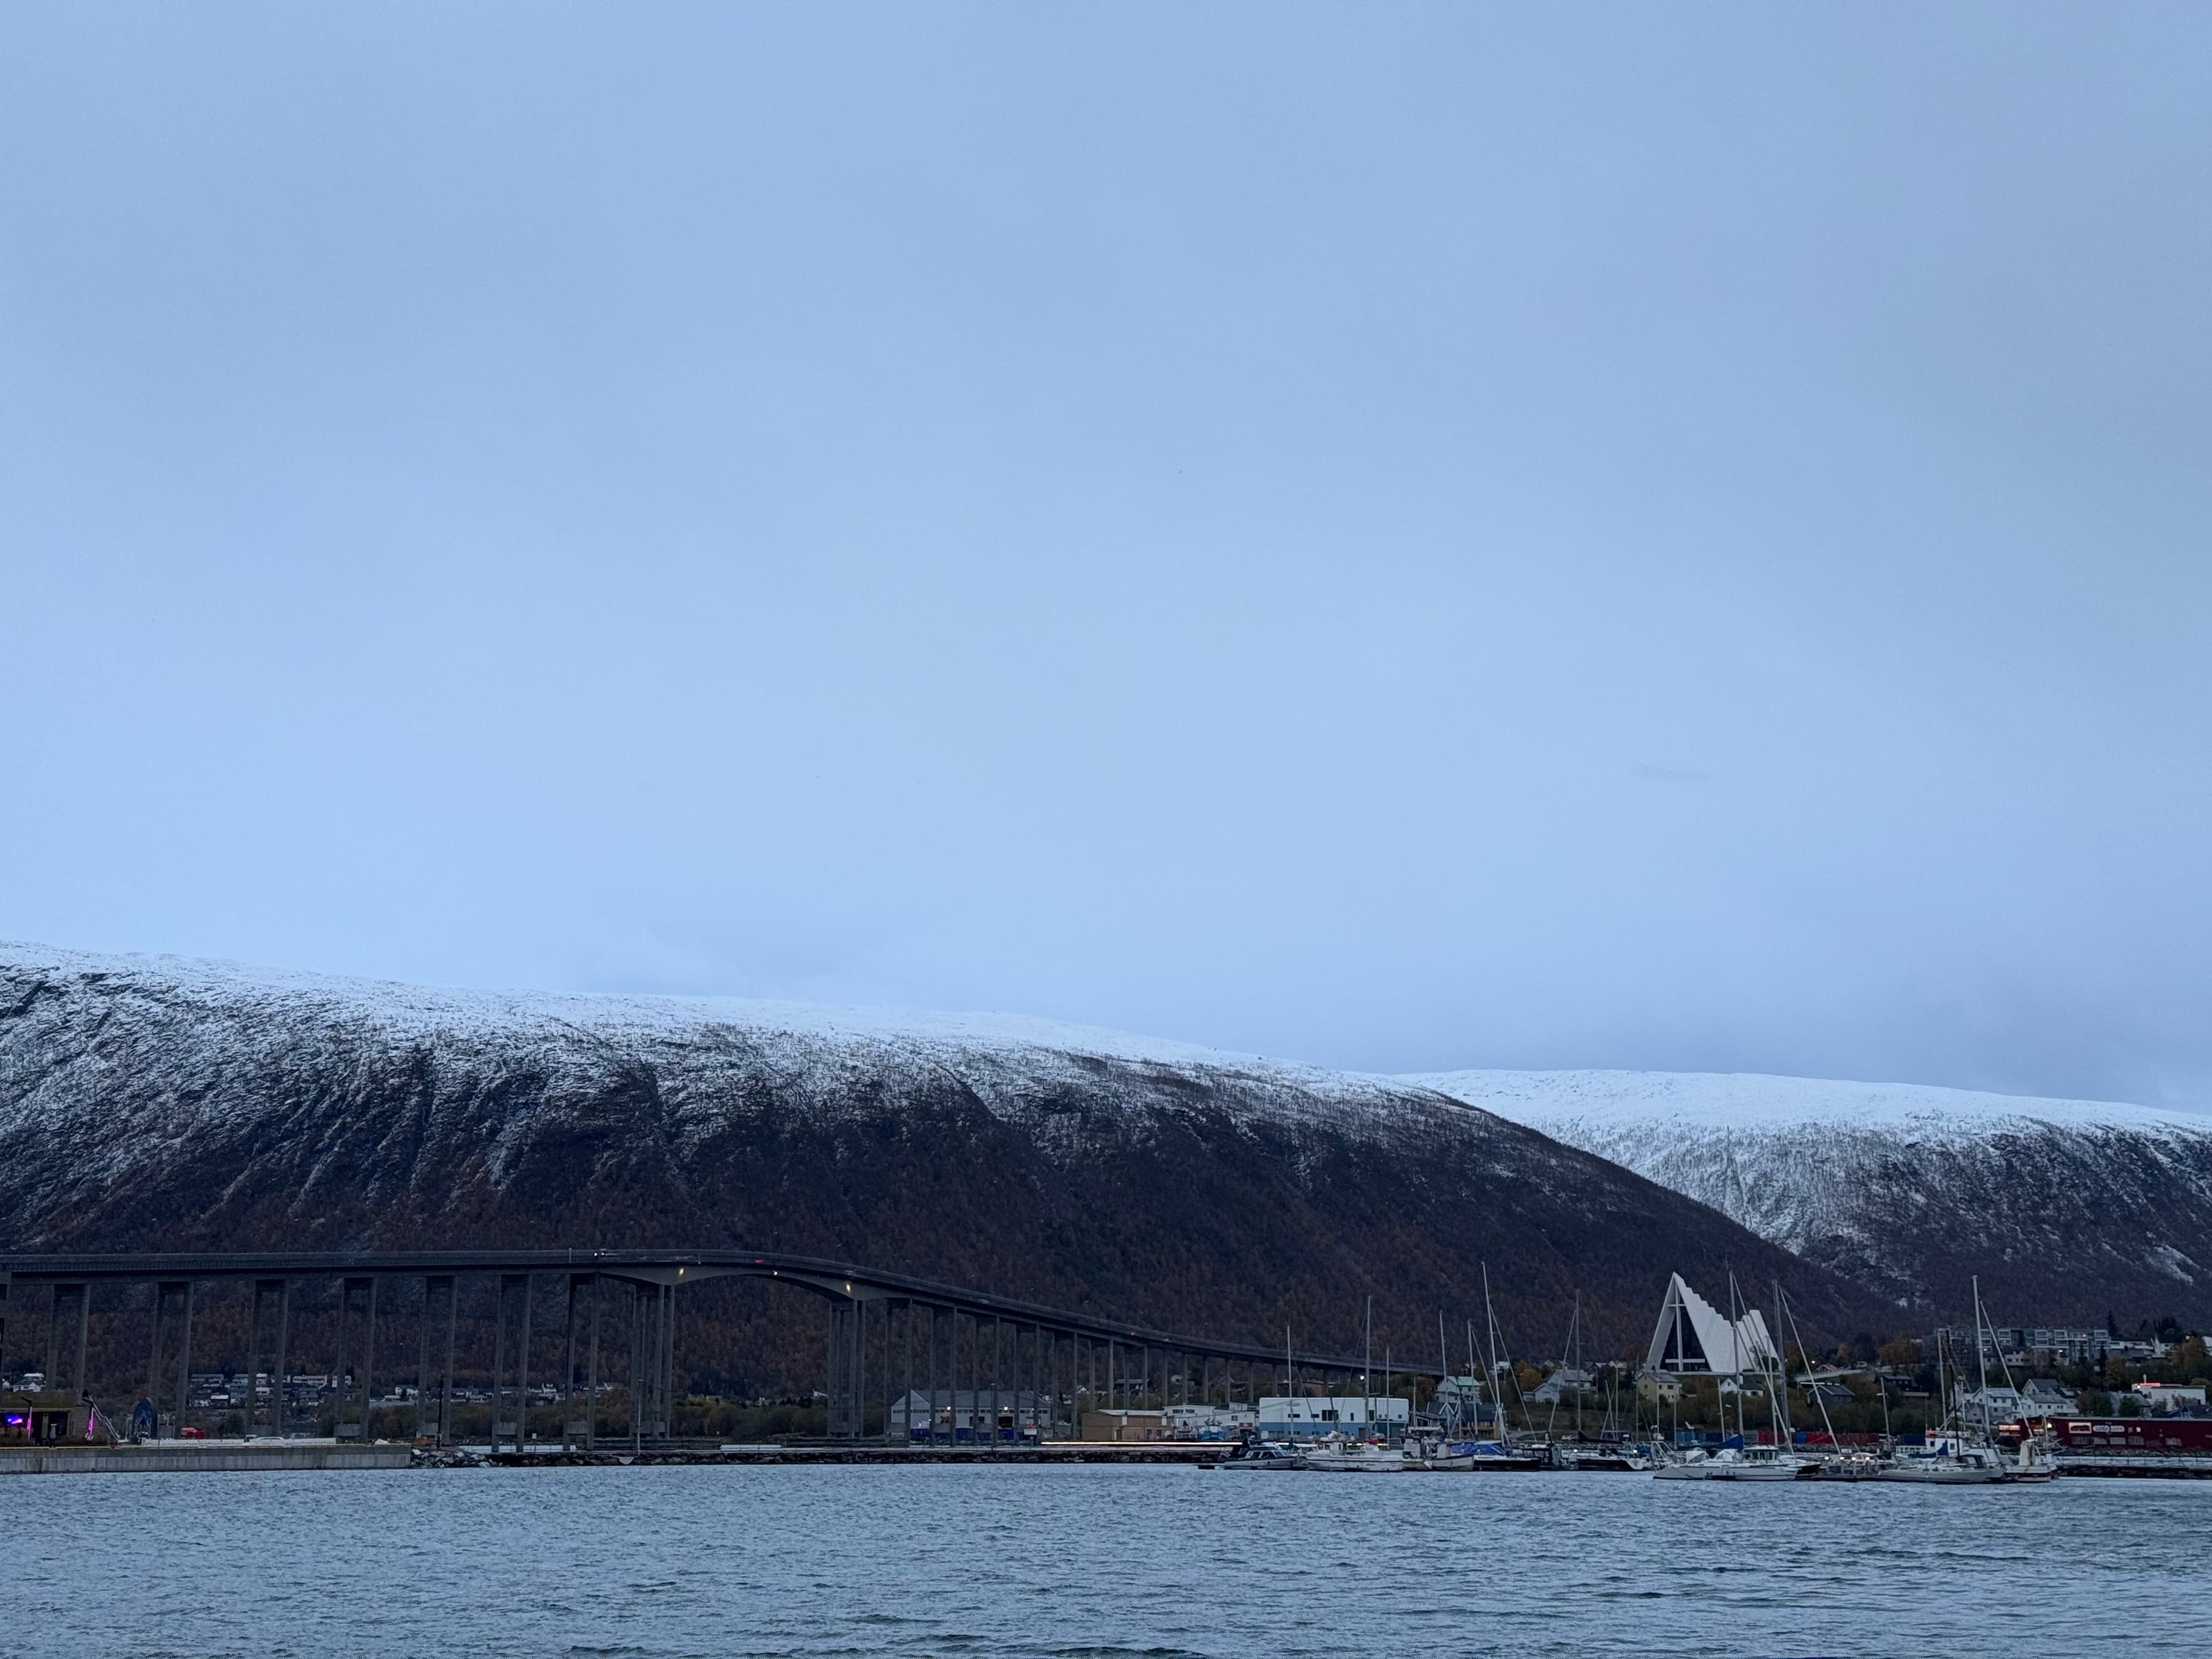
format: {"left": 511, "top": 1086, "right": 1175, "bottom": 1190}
{"left": 1300, "top": 1437, "right": 1410, "bottom": 1472}
{"left": 1653, "top": 1440, "right": 1805, "bottom": 1481}
{"left": 1877, "top": 1280, "right": 2053, "bottom": 1487}
{"left": 1767, "top": 1279, "right": 1887, "bottom": 1482}
{"left": 1646, "top": 1271, "right": 1814, "bottom": 1482}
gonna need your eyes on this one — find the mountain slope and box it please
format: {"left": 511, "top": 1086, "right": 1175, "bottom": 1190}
{"left": 1407, "top": 1069, "right": 2212, "bottom": 1328}
{"left": 0, "top": 943, "right": 1887, "bottom": 1379}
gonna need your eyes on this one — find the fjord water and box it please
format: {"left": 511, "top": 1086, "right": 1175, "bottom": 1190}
{"left": 8, "top": 1465, "right": 2205, "bottom": 1658}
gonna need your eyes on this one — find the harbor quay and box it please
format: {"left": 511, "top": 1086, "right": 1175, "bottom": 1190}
{"left": 12, "top": 1435, "right": 2212, "bottom": 1477}
{"left": 0, "top": 1438, "right": 1226, "bottom": 1474}
{"left": 1, "top": 1440, "right": 411, "bottom": 1475}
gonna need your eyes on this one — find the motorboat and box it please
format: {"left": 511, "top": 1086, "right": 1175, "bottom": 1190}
{"left": 2001, "top": 1433, "right": 2058, "bottom": 1484}
{"left": 1398, "top": 1428, "right": 1539, "bottom": 1471}
{"left": 1652, "top": 1442, "right": 1812, "bottom": 1481}
{"left": 1555, "top": 1440, "right": 1657, "bottom": 1472}
{"left": 1804, "top": 1448, "right": 1892, "bottom": 1482}
{"left": 1200, "top": 1440, "right": 1301, "bottom": 1472}
{"left": 1457, "top": 1438, "right": 1550, "bottom": 1471}
{"left": 1300, "top": 1437, "right": 1410, "bottom": 1472}
{"left": 1399, "top": 1429, "right": 1453, "bottom": 1469}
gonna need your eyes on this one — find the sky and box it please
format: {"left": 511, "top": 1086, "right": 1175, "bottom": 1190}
{"left": 2, "top": 4, "right": 2208, "bottom": 1109}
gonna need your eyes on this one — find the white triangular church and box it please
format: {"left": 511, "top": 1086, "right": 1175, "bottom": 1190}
{"left": 1642, "top": 1272, "right": 1779, "bottom": 1377}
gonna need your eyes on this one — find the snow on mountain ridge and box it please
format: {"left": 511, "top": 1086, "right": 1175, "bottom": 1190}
{"left": 1408, "top": 1067, "right": 2212, "bottom": 1321}
{"left": 3, "top": 941, "right": 1899, "bottom": 1359}
{"left": 2, "top": 939, "right": 1318, "bottom": 1072}
{"left": 1399, "top": 1067, "right": 2209, "bottom": 1140}
{"left": 0, "top": 940, "right": 1419, "bottom": 1159}
{"left": 10, "top": 941, "right": 2212, "bottom": 1324}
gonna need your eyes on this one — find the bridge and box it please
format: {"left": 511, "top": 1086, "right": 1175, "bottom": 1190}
{"left": 1, "top": 1249, "right": 1442, "bottom": 1449}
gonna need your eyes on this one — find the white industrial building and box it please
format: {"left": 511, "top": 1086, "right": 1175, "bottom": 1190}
{"left": 2134, "top": 1382, "right": 2209, "bottom": 1413}
{"left": 1255, "top": 1395, "right": 1410, "bottom": 1438}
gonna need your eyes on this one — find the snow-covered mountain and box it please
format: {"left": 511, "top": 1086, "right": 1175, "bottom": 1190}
{"left": 1407, "top": 1069, "right": 2212, "bottom": 1327}
{"left": 9, "top": 938, "right": 2198, "bottom": 1357}
{"left": 0, "top": 943, "right": 1881, "bottom": 1372}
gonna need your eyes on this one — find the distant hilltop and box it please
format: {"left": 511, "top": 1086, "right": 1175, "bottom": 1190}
{"left": 4, "top": 940, "right": 2207, "bottom": 1356}
{"left": 1410, "top": 1069, "right": 2212, "bottom": 1327}
{"left": 0, "top": 941, "right": 1879, "bottom": 1380}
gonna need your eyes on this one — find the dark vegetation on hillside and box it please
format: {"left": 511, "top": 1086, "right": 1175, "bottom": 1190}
{"left": 2, "top": 950, "right": 1894, "bottom": 1397}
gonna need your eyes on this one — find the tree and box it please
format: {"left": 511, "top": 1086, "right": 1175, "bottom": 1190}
{"left": 1877, "top": 1334, "right": 1921, "bottom": 1371}
{"left": 2170, "top": 1336, "right": 2209, "bottom": 1384}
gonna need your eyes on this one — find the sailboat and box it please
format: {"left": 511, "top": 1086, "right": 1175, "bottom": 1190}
{"left": 1541, "top": 1295, "right": 1650, "bottom": 1470}
{"left": 1297, "top": 1301, "right": 1415, "bottom": 1472}
{"left": 1302, "top": 1439, "right": 1410, "bottom": 1472}
{"left": 1876, "top": 1280, "right": 2053, "bottom": 1486}
{"left": 1652, "top": 1272, "right": 1813, "bottom": 1481}
{"left": 1762, "top": 1279, "right": 1887, "bottom": 1482}
{"left": 1403, "top": 1313, "right": 1479, "bottom": 1470}
{"left": 1457, "top": 1267, "right": 1550, "bottom": 1470}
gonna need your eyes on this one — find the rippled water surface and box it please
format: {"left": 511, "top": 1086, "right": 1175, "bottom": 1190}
{"left": 6, "top": 1464, "right": 2207, "bottom": 1658}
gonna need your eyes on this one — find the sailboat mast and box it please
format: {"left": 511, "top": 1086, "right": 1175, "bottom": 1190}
{"left": 1546, "top": 1301, "right": 1565, "bottom": 1441}
{"left": 1768, "top": 1279, "right": 1786, "bottom": 1448}
{"left": 1725, "top": 1272, "right": 1743, "bottom": 1444}
{"left": 1777, "top": 1282, "right": 1840, "bottom": 1450}
{"left": 1876, "top": 1342, "right": 1892, "bottom": 1444}
{"left": 1468, "top": 1319, "right": 1479, "bottom": 1437}
{"left": 1972, "top": 1277, "right": 1993, "bottom": 1446}
{"left": 1936, "top": 1328, "right": 1948, "bottom": 1442}
{"left": 1572, "top": 1294, "right": 1584, "bottom": 1440}
{"left": 1482, "top": 1264, "right": 1508, "bottom": 1444}
{"left": 1439, "top": 1310, "right": 1449, "bottom": 1431}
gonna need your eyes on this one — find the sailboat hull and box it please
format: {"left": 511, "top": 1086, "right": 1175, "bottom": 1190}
{"left": 1873, "top": 1463, "right": 2005, "bottom": 1485}
{"left": 1652, "top": 1447, "right": 1813, "bottom": 1480}
{"left": 1300, "top": 1448, "right": 1409, "bottom": 1472}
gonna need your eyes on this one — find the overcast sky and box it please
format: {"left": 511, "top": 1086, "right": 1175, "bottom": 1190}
{"left": 3, "top": 5, "right": 2207, "bottom": 1107}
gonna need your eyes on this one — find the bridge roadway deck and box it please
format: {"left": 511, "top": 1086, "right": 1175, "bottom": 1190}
{"left": 0, "top": 1247, "right": 1437, "bottom": 1378}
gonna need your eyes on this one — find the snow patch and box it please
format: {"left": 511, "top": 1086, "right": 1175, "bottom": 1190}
{"left": 1397, "top": 1067, "right": 2208, "bottom": 1140}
